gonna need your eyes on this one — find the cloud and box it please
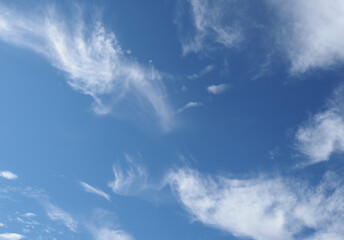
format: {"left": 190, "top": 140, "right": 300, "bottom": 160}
{"left": 91, "top": 228, "right": 134, "bottom": 240}
{"left": 176, "top": 102, "right": 203, "bottom": 114}
{"left": 269, "top": 0, "right": 344, "bottom": 73}
{"left": 43, "top": 202, "right": 78, "bottom": 232}
{"left": 108, "top": 154, "right": 148, "bottom": 196}
{"left": 23, "top": 213, "right": 36, "bottom": 218}
{"left": 87, "top": 209, "right": 135, "bottom": 240}
{"left": 0, "top": 171, "right": 18, "bottom": 180}
{"left": 167, "top": 167, "right": 344, "bottom": 240}
{"left": 0, "top": 223, "right": 3, "bottom": 227}
{"left": 175, "top": 0, "right": 241, "bottom": 55}
{"left": 79, "top": 181, "right": 111, "bottom": 201}
{"left": 207, "top": 84, "right": 229, "bottom": 95}
{"left": 295, "top": 84, "right": 344, "bottom": 164}
{"left": 0, "top": 233, "right": 25, "bottom": 240}
{"left": 0, "top": 3, "right": 173, "bottom": 131}
{"left": 187, "top": 64, "right": 215, "bottom": 80}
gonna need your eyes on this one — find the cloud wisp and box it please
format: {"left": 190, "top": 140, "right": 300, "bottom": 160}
{"left": 167, "top": 167, "right": 344, "bottom": 240}
{"left": 207, "top": 84, "right": 229, "bottom": 95}
{"left": 0, "top": 3, "right": 173, "bottom": 131}
{"left": 108, "top": 154, "right": 148, "bottom": 196}
{"left": 0, "top": 171, "right": 18, "bottom": 180}
{"left": 187, "top": 64, "right": 215, "bottom": 80}
{"left": 79, "top": 181, "right": 111, "bottom": 201}
{"left": 269, "top": 0, "right": 344, "bottom": 73}
{"left": 176, "top": 102, "right": 203, "bottom": 114}
{"left": 295, "top": 84, "right": 344, "bottom": 164}
{"left": 175, "top": 0, "right": 241, "bottom": 55}
{"left": 43, "top": 202, "right": 78, "bottom": 232}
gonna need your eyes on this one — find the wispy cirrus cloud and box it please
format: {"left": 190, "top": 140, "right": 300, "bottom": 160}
{"left": 108, "top": 154, "right": 148, "bottom": 196}
{"left": 79, "top": 180, "right": 111, "bottom": 201}
{"left": 269, "top": 0, "right": 344, "bottom": 73}
{"left": 167, "top": 167, "right": 344, "bottom": 240}
{"left": 187, "top": 64, "right": 215, "bottom": 80}
{"left": 43, "top": 202, "right": 78, "bottom": 232}
{"left": 295, "top": 84, "right": 344, "bottom": 164}
{"left": 175, "top": 0, "right": 241, "bottom": 55}
{"left": 0, "top": 233, "right": 25, "bottom": 240}
{"left": 0, "top": 171, "right": 18, "bottom": 180}
{"left": 0, "top": 3, "right": 173, "bottom": 131}
{"left": 176, "top": 102, "right": 203, "bottom": 114}
{"left": 207, "top": 84, "right": 229, "bottom": 95}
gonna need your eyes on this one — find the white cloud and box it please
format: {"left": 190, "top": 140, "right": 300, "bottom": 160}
{"left": 92, "top": 228, "right": 134, "bottom": 240}
{"left": 87, "top": 209, "right": 135, "bottom": 240}
{"left": 108, "top": 154, "right": 148, "bottom": 196}
{"left": 0, "top": 233, "right": 25, "bottom": 240}
{"left": 187, "top": 64, "right": 215, "bottom": 80}
{"left": 207, "top": 84, "right": 229, "bottom": 95}
{"left": 0, "top": 171, "right": 18, "bottom": 180}
{"left": 270, "top": 0, "right": 344, "bottom": 73}
{"left": 175, "top": 0, "right": 241, "bottom": 55}
{"left": 23, "top": 213, "right": 36, "bottom": 218}
{"left": 176, "top": 102, "right": 203, "bottom": 114}
{"left": 43, "top": 202, "right": 78, "bottom": 232}
{"left": 167, "top": 167, "right": 344, "bottom": 240}
{"left": 295, "top": 84, "right": 344, "bottom": 164}
{"left": 0, "top": 3, "right": 173, "bottom": 131}
{"left": 79, "top": 181, "right": 110, "bottom": 201}
{"left": 0, "top": 223, "right": 4, "bottom": 227}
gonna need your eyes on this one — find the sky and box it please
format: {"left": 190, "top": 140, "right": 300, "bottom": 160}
{"left": 1, "top": 0, "right": 344, "bottom": 239}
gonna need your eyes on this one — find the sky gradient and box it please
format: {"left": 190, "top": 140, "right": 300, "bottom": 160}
{"left": 1, "top": 0, "right": 344, "bottom": 239}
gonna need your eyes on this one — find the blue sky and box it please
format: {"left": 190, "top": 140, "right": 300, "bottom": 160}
{"left": 1, "top": 0, "right": 344, "bottom": 239}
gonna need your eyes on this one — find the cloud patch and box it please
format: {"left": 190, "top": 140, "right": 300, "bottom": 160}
{"left": 0, "top": 233, "right": 25, "bottom": 240}
{"left": 167, "top": 167, "right": 344, "bottom": 240}
{"left": 91, "top": 228, "right": 134, "bottom": 240}
{"left": 270, "top": 0, "right": 344, "bottom": 73}
{"left": 295, "top": 84, "right": 344, "bottom": 164}
{"left": 0, "top": 171, "right": 18, "bottom": 180}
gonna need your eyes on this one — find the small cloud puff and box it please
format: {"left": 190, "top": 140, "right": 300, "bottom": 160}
{"left": 0, "top": 171, "right": 18, "bottom": 180}
{"left": 207, "top": 84, "right": 229, "bottom": 95}
{"left": 0, "top": 233, "right": 25, "bottom": 240}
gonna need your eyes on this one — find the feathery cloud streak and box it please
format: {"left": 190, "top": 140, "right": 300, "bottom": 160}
{"left": 177, "top": 102, "right": 203, "bottom": 114}
{"left": 79, "top": 181, "right": 111, "bottom": 201}
{"left": 0, "top": 4, "right": 173, "bottom": 131}
{"left": 167, "top": 167, "right": 344, "bottom": 240}
{"left": 43, "top": 202, "right": 78, "bottom": 232}
{"left": 108, "top": 154, "right": 148, "bottom": 196}
{"left": 175, "top": 0, "right": 241, "bottom": 55}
